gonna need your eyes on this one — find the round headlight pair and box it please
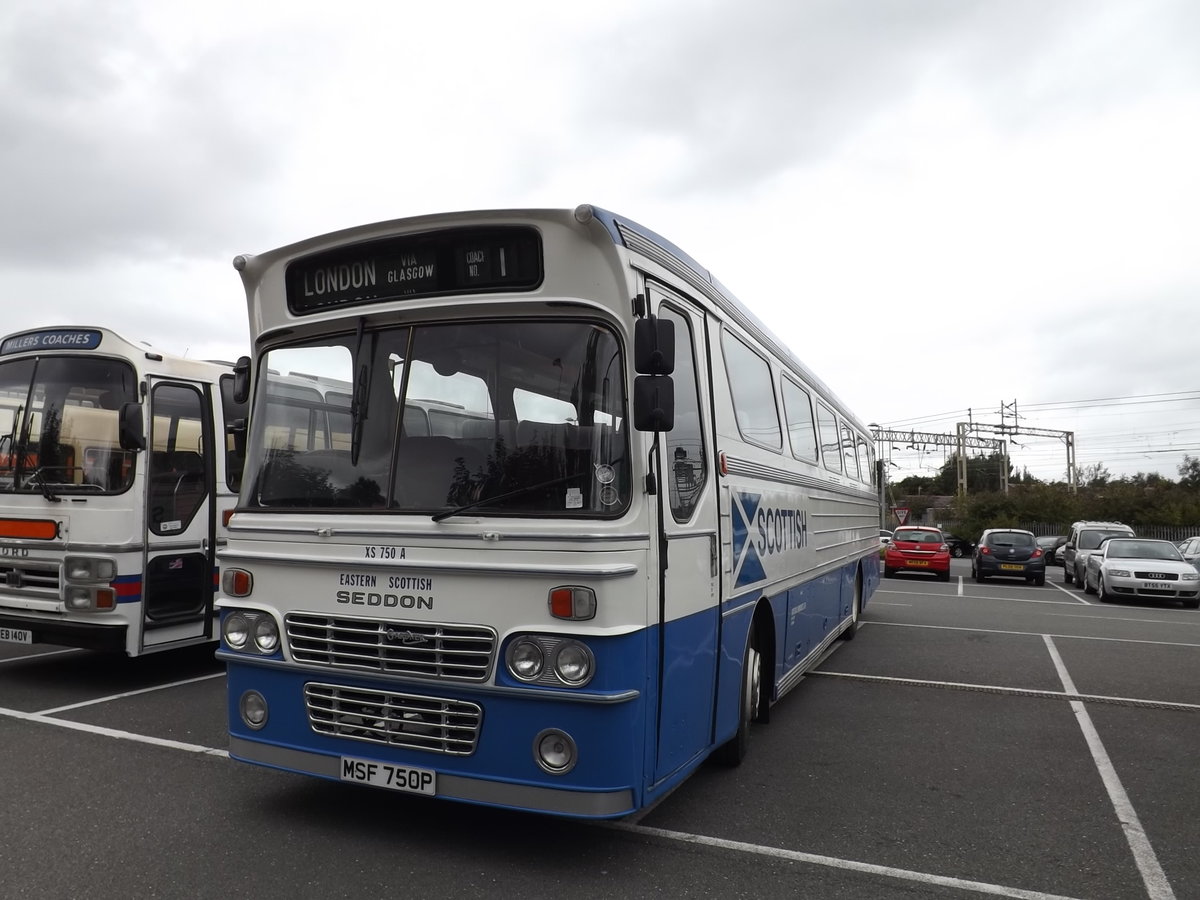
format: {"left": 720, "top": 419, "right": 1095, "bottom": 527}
{"left": 222, "top": 611, "right": 280, "bottom": 654}
{"left": 506, "top": 637, "right": 594, "bottom": 687}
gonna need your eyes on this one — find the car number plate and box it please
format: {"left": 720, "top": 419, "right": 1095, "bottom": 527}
{"left": 1000, "top": 564, "right": 1024, "bottom": 571}
{"left": 0, "top": 627, "right": 32, "bottom": 644}
{"left": 906, "top": 560, "right": 930, "bottom": 567}
{"left": 340, "top": 756, "right": 436, "bottom": 795}
{"left": 1142, "top": 582, "right": 1172, "bottom": 590}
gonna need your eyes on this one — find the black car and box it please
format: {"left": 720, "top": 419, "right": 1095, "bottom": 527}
{"left": 942, "top": 533, "right": 975, "bottom": 558}
{"left": 972, "top": 528, "right": 1046, "bottom": 585}
{"left": 1036, "top": 535, "right": 1068, "bottom": 565}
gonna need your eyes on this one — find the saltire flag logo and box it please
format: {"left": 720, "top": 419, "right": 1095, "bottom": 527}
{"left": 731, "top": 491, "right": 767, "bottom": 588}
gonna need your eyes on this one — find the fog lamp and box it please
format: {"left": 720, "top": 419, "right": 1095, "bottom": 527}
{"left": 534, "top": 729, "right": 577, "bottom": 774}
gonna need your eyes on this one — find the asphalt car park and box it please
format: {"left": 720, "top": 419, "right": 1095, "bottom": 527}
{"left": 2, "top": 557, "right": 1197, "bottom": 899}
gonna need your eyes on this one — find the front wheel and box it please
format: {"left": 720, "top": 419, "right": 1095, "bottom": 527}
{"left": 1096, "top": 577, "right": 1110, "bottom": 603}
{"left": 714, "top": 636, "right": 761, "bottom": 766}
{"left": 1084, "top": 572, "right": 1097, "bottom": 595}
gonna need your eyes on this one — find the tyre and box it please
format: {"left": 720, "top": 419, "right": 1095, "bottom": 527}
{"left": 1075, "top": 566, "right": 1087, "bottom": 589}
{"left": 974, "top": 567, "right": 985, "bottom": 583}
{"left": 714, "top": 634, "right": 762, "bottom": 766}
{"left": 884, "top": 567, "right": 895, "bottom": 578}
{"left": 938, "top": 570, "right": 950, "bottom": 582}
{"left": 1084, "top": 572, "right": 1096, "bottom": 595}
{"left": 953, "top": 547, "right": 964, "bottom": 558}
{"left": 839, "top": 573, "right": 862, "bottom": 641}
{"left": 1185, "top": 598, "right": 1199, "bottom": 610}
{"left": 1035, "top": 576, "right": 1045, "bottom": 586}
{"left": 1064, "top": 565, "right": 1073, "bottom": 585}
{"left": 1096, "top": 577, "right": 1110, "bottom": 603}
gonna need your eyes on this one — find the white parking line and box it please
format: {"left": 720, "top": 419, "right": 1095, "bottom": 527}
{"left": 869, "top": 620, "right": 1200, "bottom": 649}
{"left": 1043, "top": 636, "right": 1176, "bottom": 900}
{"left": 36, "top": 672, "right": 226, "bottom": 715}
{"left": 1047, "top": 581, "right": 1092, "bottom": 604}
{"left": 610, "top": 822, "right": 1090, "bottom": 900}
{"left": 0, "top": 648, "right": 83, "bottom": 665}
{"left": 0, "top": 704, "right": 228, "bottom": 757}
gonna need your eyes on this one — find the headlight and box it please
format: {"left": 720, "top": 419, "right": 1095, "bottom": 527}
{"left": 222, "top": 610, "right": 280, "bottom": 655}
{"left": 64, "top": 555, "right": 116, "bottom": 582}
{"left": 1181, "top": 572, "right": 1199, "bottom": 581}
{"left": 1107, "top": 568, "right": 1130, "bottom": 578}
{"left": 554, "top": 641, "right": 594, "bottom": 686}
{"left": 253, "top": 616, "right": 280, "bottom": 653}
{"left": 507, "top": 639, "right": 545, "bottom": 681}
{"left": 506, "top": 636, "right": 596, "bottom": 687}
{"left": 223, "top": 612, "right": 250, "bottom": 649}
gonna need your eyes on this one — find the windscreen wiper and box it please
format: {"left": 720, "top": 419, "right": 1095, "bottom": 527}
{"left": 27, "top": 468, "right": 61, "bottom": 503}
{"left": 349, "top": 318, "right": 372, "bottom": 466}
{"left": 431, "top": 472, "right": 583, "bottom": 523}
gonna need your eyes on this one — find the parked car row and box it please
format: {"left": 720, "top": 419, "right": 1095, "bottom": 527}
{"left": 878, "top": 520, "right": 1200, "bottom": 608}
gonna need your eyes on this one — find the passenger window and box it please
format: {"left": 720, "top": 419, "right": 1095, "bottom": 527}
{"left": 781, "top": 379, "right": 818, "bottom": 462}
{"left": 857, "top": 436, "right": 873, "bottom": 485}
{"left": 721, "top": 331, "right": 782, "bottom": 450}
{"left": 841, "top": 424, "right": 859, "bottom": 479}
{"left": 660, "top": 306, "right": 706, "bottom": 522}
{"left": 816, "top": 403, "right": 841, "bottom": 473}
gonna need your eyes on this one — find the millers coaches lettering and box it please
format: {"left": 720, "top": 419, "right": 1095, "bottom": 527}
{"left": 336, "top": 591, "right": 433, "bottom": 609}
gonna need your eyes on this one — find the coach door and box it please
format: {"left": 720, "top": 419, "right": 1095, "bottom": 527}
{"left": 141, "top": 379, "right": 217, "bottom": 650}
{"left": 651, "top": 292, "right": 722, "bottom": 781}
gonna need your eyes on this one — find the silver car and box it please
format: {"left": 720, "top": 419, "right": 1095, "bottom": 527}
{"left": 1083, "top": 538, "right": 1200, "bottom": 608}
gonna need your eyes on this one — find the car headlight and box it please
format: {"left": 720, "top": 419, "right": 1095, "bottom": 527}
{"left": 1181, "top": 572, "right": 1199, "bottom": 581}
{"left": 1107, "top": 568, "right": 1131, "bottom": 578}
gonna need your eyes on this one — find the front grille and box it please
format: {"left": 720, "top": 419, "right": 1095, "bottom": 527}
{"left": 1133, "top": 571, "right": 1178, "bottom": 581}
{"left": 0, "top": 560, "right": 60, "bottom": 595}
{"left": 285, "top": 613, "right": 495, "bottom": 681}
{"left": 304, "top": 682, "right": 482, "bottom": 755}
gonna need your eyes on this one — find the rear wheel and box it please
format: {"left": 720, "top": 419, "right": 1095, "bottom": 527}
{"left": 1035, "top": 575, "right": 1045, "bottom": 586}
{"left": 714, "top": 634, "right": 762, "bottom": 766}
{"left": 1064, "top": 565, "right": 1074, "bottom": 585}
{"left": 952, "top": 547, "right": 964, "bottom": 558}
{"left": 938, "top": 569, "right": 950, "bottom": 582}
{"left": 974, "top": 566, "right": 985, "bottom": 583}
{"left": 839, "top": 573, "right": 862, "bottom": 641}
{"left": 884, "top": 567, "right": 895, "bottom": 578}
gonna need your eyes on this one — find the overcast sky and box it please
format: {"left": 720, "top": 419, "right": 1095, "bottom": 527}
{"left": 2, "top": 0, "right": 1197, "bottom": 483}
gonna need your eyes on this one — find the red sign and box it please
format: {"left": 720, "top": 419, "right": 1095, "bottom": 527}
{"left": 892, "top": 507, "right": 910, "bottom": 525}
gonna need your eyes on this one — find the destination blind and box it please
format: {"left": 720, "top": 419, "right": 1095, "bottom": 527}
{"left": 285, "top": 227, "right": 543, "bottom": 314}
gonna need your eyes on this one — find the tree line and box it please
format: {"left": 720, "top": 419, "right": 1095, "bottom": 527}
{"left": 888, "top": 452, "right": 1200, "bottom": 539}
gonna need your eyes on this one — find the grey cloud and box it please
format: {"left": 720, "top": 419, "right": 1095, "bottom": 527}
{"left": 0, "top": 3, "right": 311, "bottom": 266}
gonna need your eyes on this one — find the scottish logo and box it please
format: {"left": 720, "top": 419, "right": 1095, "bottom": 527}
{"left": 731, "top": 490, "right": 809, "bottom": 589}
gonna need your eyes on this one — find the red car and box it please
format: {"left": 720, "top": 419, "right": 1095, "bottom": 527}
{"left": 884, "top": 526, "right": 952, "bottom": 581}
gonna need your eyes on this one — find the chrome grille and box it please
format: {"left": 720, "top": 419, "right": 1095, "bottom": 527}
{"left": 285, "top": 613, "right": 495, "bottom": 681}
{"left": 304, "top": 682, "right": 481, "bottom": 755}
{"left": 1134, "top": 571, "right": 1178, "bottom": 580}
{"left": 0, "top": 560, "right": 61, "bottom": 595}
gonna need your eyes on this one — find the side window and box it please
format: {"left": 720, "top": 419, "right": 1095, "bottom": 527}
{"left": 816, "top": 402, "right": 841, "bottom": 473}
{"left": 841, "top": 424, "right": 859, "bottom": 479}
{"left": 660, "top": 306, "right": 706, "bottom": 522}
{"left": 721, "top": 331, "right": 782, "bottom": 450}
{"left": 781, "top": 379, "right": 818, "bottom": 462}
{"left": 857, "top": 436, "right": 873, "bottom": 485}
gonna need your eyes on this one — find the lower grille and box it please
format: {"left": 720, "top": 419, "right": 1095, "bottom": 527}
{"left": 304, "top": 682, "right": 482, "bottom": 755}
